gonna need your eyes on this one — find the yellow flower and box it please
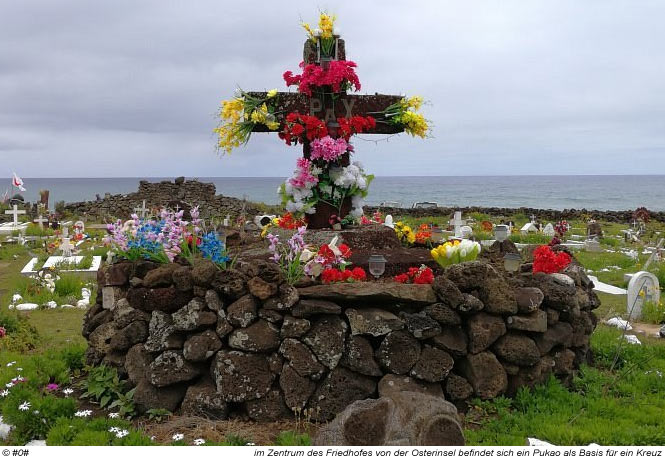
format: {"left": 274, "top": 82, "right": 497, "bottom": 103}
{"left": 221, "top": 98, "right": 244, "bottom": 124}
{"left": 399, "top": 111, "right": 429, "bottom": 138}
{"left": 403, "top": 96, "right": 424, "bottom": 111}
{"left": 301, "top": 22, "right": 317, "bottom": 41}
{"left": 267, "top": 89, "right": 278, "bottom": 98}
{"left": 319, "top": 13, "right": 335, "bottom": 39}
{"left": 266, "top": 121, "right": 280, "bottom": 130}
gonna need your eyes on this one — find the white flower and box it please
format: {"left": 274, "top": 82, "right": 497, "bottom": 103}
{"left": 299, "top": 248, "right": 315, "bottom": 263}
{"left": 0, "top": 390, "right": 9, "bottom": 397}
{"left": 6, "top": 362, "right": 16, "bottom": 367}
{"left": 62, "top": 388, "right": 73, "bottom": 396}
{"left": 109, "top": 427, "right": 120, "bottom": 434}
{"left": 16, "top": 368, "right": 22, "bottom": 371}
{"left": 193, "top": 439, "right": 205, "bottom": 446}
{"left": 246, "top": 442, "right": 256, "bottom": 446}
{"left": 172, "top": 433, "right": 184, "bottom": 442}
{"left": 74, "top": 410, "right": 92, "bottom": 417}
{"left": 5, "top": 383, "right": 14, "bottom": 389}
{"left": 18, "top": 401, "right": 30, "bottom": 411}
{"left": 115, "top": 429, "right": 129, "bottom": 439}
{"left": 108, "top": 412, "right": 120, "bottom": 419}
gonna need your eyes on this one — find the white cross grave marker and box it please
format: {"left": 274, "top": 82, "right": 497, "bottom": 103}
{"left": 33, "top": 215, "right": 48, "bottom": 229}
{"left": 60, "top": 237, "right": 74, "bottom": 258}
{"left": 450, "top": 211, "right": 465, "bottom": 238}
{"left": 134, "top": 200, "right": 148, "bottom": 218}
{"left": 4, "top": 204, "right": 26, "bottom": 227}
{"left": 61, "top": 221, "right": 72, "bottom": 237}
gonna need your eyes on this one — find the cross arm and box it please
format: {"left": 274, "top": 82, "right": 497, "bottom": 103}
{"left": 248, "top": 92, "right": 405, "bottom": 135}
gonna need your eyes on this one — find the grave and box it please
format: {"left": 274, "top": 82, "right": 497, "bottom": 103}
{"left": 626, "top": 271, "right": 660, "bottom": 321}
{"left": 134, "top": 200, "right": 149, "bottom": 218}
{"left": 21, "top": 255, "right": 102, "bottom": 278}
{"left": 0, "top": 204, "right": 28, "bottom": 235}
{"left": 450, "top": 211, "right": 465, "bottom": 238}
{"left": 543, "top": 223, "right": 555, "bottom": 237}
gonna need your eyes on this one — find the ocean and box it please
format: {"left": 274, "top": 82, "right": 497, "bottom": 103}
{"left": 9, "top": 176, "right": 665, "bottom": 212}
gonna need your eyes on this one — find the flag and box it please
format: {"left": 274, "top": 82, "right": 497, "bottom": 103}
{"left": 12, "top": 172, "right": 26, "bottom": 192}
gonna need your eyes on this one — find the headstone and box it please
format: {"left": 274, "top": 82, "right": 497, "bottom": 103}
{"left": 134, "top": 200, "right": 149, "bottom": 218}
{"left": 4, "top": 204, "right": 26, "bottom": 227}
{"left": 61, "top": 221, "right": 73, "bottom": 237}
{"left": 626, "top": 271, "right": 660, "bottom": 321}
{"left": 460, "top": 225, "right": 473, "bottom": 239}
{"left": 520, "top": 222, "right": 537, "bottom": 234}
{"left": 33, "top": 215, "right": 48, "bottom": 229}
{"left": 584, "top": 239, "right": 601, "bottom": 252}
{"left": 223, "top": 215, "right": 231, "bottom": 227}
{"left": 543, "top": 223, "right": 555, "bottom": 237}
{"left": 450, "top": 211, "right": 465, "bottom": 238}
{"left": 383, "top": 215, "right": 394, "bottom": 229}
{"left": 60, "top": 237, "right": 74, "bottom": 257}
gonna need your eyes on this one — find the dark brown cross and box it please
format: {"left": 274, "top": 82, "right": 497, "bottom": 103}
{"left": 249, "top": 38, "right": 404, "bottom": 135}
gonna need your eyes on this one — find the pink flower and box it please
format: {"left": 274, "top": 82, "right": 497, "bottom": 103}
{"left": 0, "top": 327, "right": 5, "bottom": 338}
{"left": 45, "top": 383, "right": 59, "bottom": 391}
{"left": 310, "top": 136, "right": 349, "bottom": 162}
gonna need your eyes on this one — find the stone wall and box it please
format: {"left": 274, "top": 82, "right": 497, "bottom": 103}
{"left": 63, "top": 177, "right": 261, "bottom": 220}
{"left": 365, "top": 205, "right": 665, "bottom": 224}
{"left": 83, "top": 257, "right": 599, "bottom": 422}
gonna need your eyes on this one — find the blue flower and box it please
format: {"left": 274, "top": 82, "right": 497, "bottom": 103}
{"left": 198, "top": 232, "right": 230, "bottom": 265}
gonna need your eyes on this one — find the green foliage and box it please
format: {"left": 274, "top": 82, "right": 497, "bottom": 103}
{"left": 58, "top": 343, "right": 87, "bottom": 372}
{"left": 574, "top": 251, "right": 639, "bottom": 272}
{"left": 80, "top": 365, "right": 130, "bottom": 411}
{"left": 641, "top": 300, "right": 665, "bottom": 325}
{"left": 274, "top": 431, "right": 312, "bottom": 446}
{"left": 53, "top": 255, "right": 93, "bottom": 271}
{"left": 146, "top": 408, "right": 172, "bottom": 422}
{"left": 1, "top": 386, "right": 77, "bottom": 444}
{"left": 465, "top": 326, "right": 665, "bottom": 446}
{"left": 509, "top": 233, "right": 552, "bottom": 245}
{"left": 223, "top": 434, "right": 253, "bottom": 446}
{"left": 108, "top": 388, "right": 136, "bottom": 419}
{"left": 599, "top": 237, "right": 621, "bottom": 248}
{"left": 24, "top": 223, "right": 55, "bottom": 237}
{"left": 0, "top": 244, "right": 28, "bottom": 261}
{"left": 0, "top": 312, "right": 40, "bottom": 353}
{"left": 54, "top": 274, "right": 86, "bottom": 298}
{"left": 47, "top": 417, "right": 154, "bottom": 446}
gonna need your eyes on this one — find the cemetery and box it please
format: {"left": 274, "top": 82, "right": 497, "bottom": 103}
{"left": 0, "top": 11, "right": 664, "bottom": 449}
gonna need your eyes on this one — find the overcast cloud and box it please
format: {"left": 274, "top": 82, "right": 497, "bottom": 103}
{"left": 1, "top": 0, "right": 664, "bottom": 177}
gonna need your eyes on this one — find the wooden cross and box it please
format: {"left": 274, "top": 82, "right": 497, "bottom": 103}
{"left": 33, "top": 215, "right": 48, "bottom": 229}
{"left": 4, "top": 204, "right": 26, "bottom": 227}
{"left": 134, "top": 200, "right": 149, "bottom": 218}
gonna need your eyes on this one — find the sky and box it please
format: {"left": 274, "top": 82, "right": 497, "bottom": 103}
{"left": 1, "top": 0, "right": 664, "bottom": 178}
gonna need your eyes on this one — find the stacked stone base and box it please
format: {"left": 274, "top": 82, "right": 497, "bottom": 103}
{"left": 83, "top": 257, "right": 599, "bottom": 422}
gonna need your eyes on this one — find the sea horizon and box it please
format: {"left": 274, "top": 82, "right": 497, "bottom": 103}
{"left": 8, "top": 175, "right": 665, "bottom": 212}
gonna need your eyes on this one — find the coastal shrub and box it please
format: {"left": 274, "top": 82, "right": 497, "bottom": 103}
{"left": 641, "top": 300, "right": 665, "bottom": 325}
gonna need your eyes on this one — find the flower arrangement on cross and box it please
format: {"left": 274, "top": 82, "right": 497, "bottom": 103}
{"left": 215, "top": 12, "right": 430, "bottom": 228}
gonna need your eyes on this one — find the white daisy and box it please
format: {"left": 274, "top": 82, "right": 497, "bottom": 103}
{"left": 115, "top": 429, "right": 129, "bottom": 439}
{"left": 62, "top": 388, "right": 74, "bottom": 396}
{"left": 172, "top": 433, "right": 184, "bottom": 442}
{"left": 0, "top": 390, "right": 9, "bottom": 397}
{"left": 193, "top": 439, "right": 205, "bottom": 446}
{"left": 109, "top": 427, "right": 120, "bottom": 434}
{"left": 246, "top": 442, "right": 256, "bottom": 446}
{"left": 6, "top": 361, "right": 16, "bottom": 367}
{"left": 108, "top": 412, "right": 120, "bottom": 419}
{"left": 5, "top": 383, "right": 14, "bottom": 389}
{"left": 18, "top": 401, "right": 30, "bottom": 411}
{"left": 74, "top": 410, "right": 92, "bottom": 417}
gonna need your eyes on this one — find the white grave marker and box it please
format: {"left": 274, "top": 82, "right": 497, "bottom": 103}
{"left": 33, "top": 215, "right": 48, "bottom": 229}
{"left": 626, "top": 271, "right": 660, "bottom": 321}
{"left": 134, "top": 200, "right": 148, "bottom": 218}
{"left": 60, "top": 237, "right": 74, "bottom": 257}
{"left": 450, "top": 211, "right": 465, "bottom": 238}
{"left": 4, "top": 204, "right": 25, "bottom": 227}
{"left": 543, "top": 223, "right": 555, "bottom": 237}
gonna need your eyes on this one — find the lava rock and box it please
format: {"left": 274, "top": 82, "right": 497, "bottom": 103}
{"left": 377, "top": 374, "right": 444, "bottom": 399}
{"left": 245, "top": 388, "right": 290, "bottom": 422}
{"left": 143, "top": 264, "right": 179, "bottom": 288}
{"left": 144, "top": 311, "right": 184, "bottom": 353}
{"left": 281, "top": 315, "right": 311, "bottom": 338}
{"left": 212, "top": 350, "right": 274, "bottom": 403}
{"left": 112, "top": 298, "right": 150, "bottom": 329}
{"left": 204, "top": 289, "right": 223, "bottom": 312}
{"left": 492, "top": 333, "right": 541, "bottom": 366}
{"left": 430, "top": 326, "right": 468, "bottom": 358}
{"left": 149, "top": 350, "right": 202, "bottom": 387}
{"left": 191, "top": 259, "right": 218, "bottom": 286}
{"left": 410, "top": 345, "right": 454, "bottom": 382}
{"left": 345, "top": 308, "right": 404, "bottom": 336}
{"left": 376, "top": 331, "right": 421, "bottom": 375}
{"left": 109, "top": 321, "right": 148, "bottom": 351}
{"left": 506, "top": 310, "right": 548, "bottom": 333}
{"left": 172, "top": 266, "right": 194, "bottom": 292}
{"left": 280, "top": 364, "right": 317, "bottom": 411}
{"left": 279, "top": 338, "right": 326, "bottom": 379}
{"left": 247, "top": 276, "right": 278, "bottom": 300}
{"left": 303, "top": 316, "right": 348, "bottom": 369}
{"left": 534, "top": 322, "right": 573, "bottom": 354}
{"left": 181, "top": 378, "right": 229, "bottom": 419}
{"left": 308, "top": 367, "right": 377, "bottom": 422}
{"left": 459, "top": 351, "right": 508, "bottom": 399}
{"left": 171, "top": 298, "right": 217, "bottom": 332}
{"left": 291, "top": 299, "right": 341, "bottom": 317}
{"left": 226, "top": 294, "right": 258, "bottom": 328}
{"left": 210, "top": 269, "right": 248, "bottom": 300}
{"left": 125, "top": 344, "right": 152, "bottom": 385}
{"left": 228, "top": 320, "right": 281, "bottom": 353}
{"left": 424, "top": 303, "right": 462, "bottom": 326}
{"left": 431, "top": 276, "right": 464, "bottom": 309}
{"left": 183, "top": 330, "right": 222, "bottom": 362}
{"left": 400, "top": 312, "right": 442, "bottom": 339}
{"left": 133, "top": 379, "right": 187, "bottom": 413}
{"left": 88, "top": 322, "right": 117, "bottom": 355}
{"left": 263, "top": 284, "right": 300, "bottom": 311}
{"left": 515, "top": 287, "right": 544, "bottom": 313}
{"left": 444, "top": 374, "right": 474, "bottom": 401}
{"left": 466, "top": 313, "right": 507, "bottom": 354}
{"left": 341, "top": 335, "right": 383, "bottom": 377}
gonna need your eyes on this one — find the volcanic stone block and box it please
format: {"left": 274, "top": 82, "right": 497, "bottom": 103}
{"left": 532, "top": 272, "right": 578, "bottom": 311}
{"left": 515, "top": 287, "right": 544, "bottom": 313}
{"left": 172, "top": 266, "right": 193, "bottom": 291}
{"left": 245, "top": 388, "right": 290, "bottom": 422}
{"left": 506, "top": 310, "right": 547, "bottom": 333}
{"left": 492, "top": 333, "right": 541, "bottom": 366}
{"left": 279, "top": 338, "right": 326, "bottom": 379}
{"left": 341, "top": 336, "right": 382, "bottom": 377}
{"left": 133, "top": 379, "right": 187, "bottom": 414}
{"left": 125, "top": 343, "right": 152, "bottom": 385}
{"left": 534, "top": 322, "right": 573, "bottom": 354}
{"left": 88, "top": 322, "right": 117, "bottom": 354}
{"left": 227, "top": 294, "right": 258, "bottom": 328}
{"left": 432, "top": 276, "right": 465, "bottom": 309}
{"left": 291, "top": 299, "right": 341, "bottom": 317}
{"left": 104, "top": 262, "right": 132, "bottom": 286}
{"left": 459, "top": 351, "right": 508, "bottom": 399}
{"left": 83, "top": 309, "right": 113, "bottom": 338}
{"left": 126, "top": 286, "right": 191, "bottom": 313}
{"left": 181, "top": 378, "right": 229, "bottom": 419}
{"left": 228, "top": 320, "right": 281, "bottom": 353}
{"left": 410, "top": 345, "right": 454, "bottom": 382}
{"left": 112, "top": 298, "right": 150, "bottom": 329}
{"left": 376, "top": 330, "right": 421, "bottom": 374}
{"left": 210, "top": 269, "right": 248, "bottom": 300}
{"left": 280, "top": 364, "right": 316, "bottom": 411}
{"left": 546, "top": 309, "right": 560, "bottom": 325}
{"left": 303, "top": 316, "right": 347, "bottom": 369}
{"left": 445, "top": 262, "right": 517, "bottom": 315}
{"left": 430, "top": 326, "right": 468, "bottom": 358}
{"left": 467, "top": 313, "right": 507, "bottom": 354}
{"left": 149, "top": 350, "right": 202, "bottom": 387}
{"left": 109, "top": 321, "right": 148, "bottom": 351}
{"left": 191, "top": 259, "right": 218, "bottom": 286}
{"left": 308, "top": 367, "right": 377, "bottom": 422}
{"left": 204, "top": 289, "right": 223, "bottom": 312}
{"left": 298, "top": 283, "right": 437, "bottom": 306}
{"left": 171, "top": 298, "right": 217, "bottom": 332}
{"left": 281, "top": 315, "right": 311, "bottom": 338}
{"left": 553, "top": 349, "right": 576, "bottom": 375}
{"left": 144, "top": 311, "right": 184, "bottom": 353}
{"left": 424, "top": 303, "right": 461, "bottom": 326}
{"left": 143, "top": 264, "right": 178, "bottom": 288}
{"left": 459, "top": 293, "right": 484, "bottom": 313}
{"left": 212, "top": 350, "right": 275, "bottom": 402}
{"left": 263, "top": 284, "right": 300, "bottom": 311}
{"left": 444, "top": 373, "right": 474, "bottom": 401}
{"left": 102, "top": 286, "right": 124, "bottom": 310}
{"left": 247, "top": 276, "right": 278, "bottom": 300}
{"left": 400, "top": 312, "right": 442, "bottom": 339}
{"left": 345, "top": 308, "right": 404, "bottom": 336}
{"left": 258, "top": 308, "right": 283, "bottom": 324}
{"left": 183, "top": 330, "right": 222, "bottom": 362}
{"left": 377, "top": 374, "right": 444, "bottom": 399}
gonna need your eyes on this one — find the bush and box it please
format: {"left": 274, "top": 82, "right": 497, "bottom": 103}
{"left": 0, "top": 312, "right": 40, "bottom": 353}
{"left": 641, "top": 301, "right": 665, "bottom": 325}
{"left": 509, "top": 233, "right": 552, "bottom": 245}
{"left": 81, "top": 365, "right": 135, "bottom": 417}
{"left": 275, "top": 431, "right": 312, "bottom": 446}
{"left": 54, "top": 274, "right": 85, "bottom": 298}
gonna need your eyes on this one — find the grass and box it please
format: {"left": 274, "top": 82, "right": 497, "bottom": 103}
{"left": 465, "top": 326, "right": 665, "bottom": 446}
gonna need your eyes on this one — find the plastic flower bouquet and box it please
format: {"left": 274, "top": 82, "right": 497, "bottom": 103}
{"left": 431, "top": 240, "right": 481, "bottom": 268}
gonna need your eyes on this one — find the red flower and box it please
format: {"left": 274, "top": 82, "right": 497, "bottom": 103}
{"left": 351, "top": 267, "right": 367, "bottom": 281}
{"left": 394, "top": 273, "right": 410, "bottom": 284}
{"left": 283, "top": 61, "right": 361, "bottom": 96}
{"left": 394, "top": 266, "right": 434, "bottom": 285}
{"left": 321, "top": 267, "right": 366, "bottom": 284}
{"left": 532, "top": 245, "right": 572, "bottom": 274}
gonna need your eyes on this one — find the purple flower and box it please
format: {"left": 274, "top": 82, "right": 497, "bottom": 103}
{"left": 45, "top": 383, "right": 59, "bottom": 392}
